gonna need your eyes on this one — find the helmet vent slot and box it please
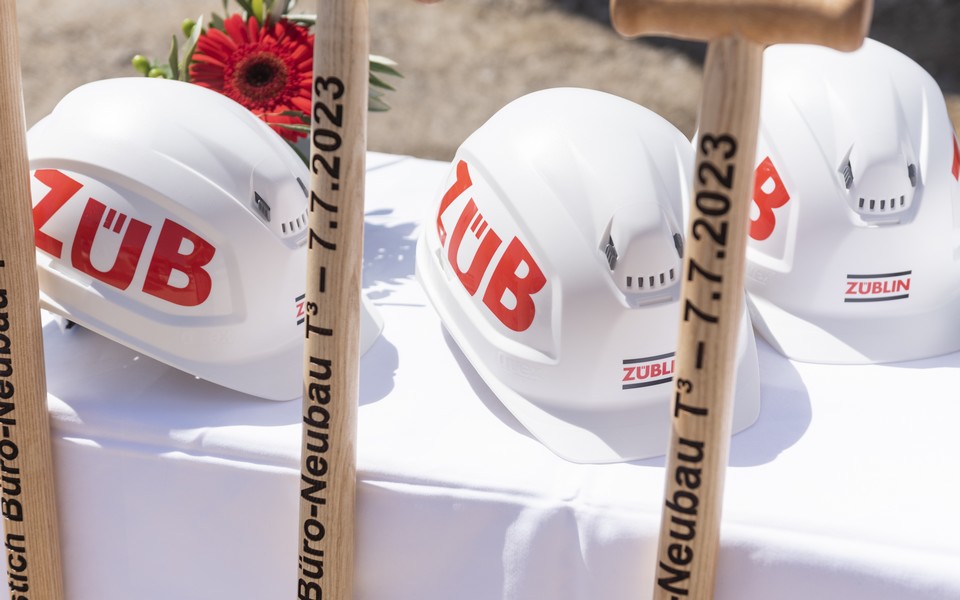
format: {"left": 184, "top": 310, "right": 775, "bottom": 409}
{"left": 907, "top": 164, "right": 917, "bottom": 187}
{"left": 604, "top": 235, "right": 618, "bottom": 270}
{"left": 841, "top": 160, "right": 854, "bottom": 189}
{"left": 281, "top": 210, "right": 309, "bottom": 236}
{"left": 857, "top": 196, "right": 906, "bottom": 213}
{"left": 628, "top": 268, "right": 677, "bottom": 290}
{"left": 253, "top": 192, "right": 271, "bottom": 222}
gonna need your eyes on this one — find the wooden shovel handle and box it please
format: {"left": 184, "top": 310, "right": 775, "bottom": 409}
{"left": 297, "top": 1, "right": 368, "bottom": 598}
{"left": 651, "top": 37, "right": 763, "bottom": 600}
{"left": 0, "top": 1, "right": 65, "bottom": 598}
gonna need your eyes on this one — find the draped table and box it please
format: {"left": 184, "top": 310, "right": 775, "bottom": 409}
{"left": 3, "top": 153, "right": 958, "bottom": 599}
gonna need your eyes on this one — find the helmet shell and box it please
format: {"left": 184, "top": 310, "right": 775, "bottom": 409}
{"left": 417, "top": 88, "right": 760, "bottom": 463}
{"left": 29, "top": 77, "right": 382, "bottom": 400}
{"left": 746, "top": 39, "right": 960, "bottom": 363}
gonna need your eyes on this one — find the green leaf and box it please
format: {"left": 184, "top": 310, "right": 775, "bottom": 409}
{"left": 272, "top": 122, "right": 311, "bottom": 134}
{"left": 269, "top": 0, "right": 290, "bottom": 21}
{"left": 368, "top": 73, "right": 396, "bottom": 92}
{"left": 179, "top": 14, "right": 204, "bottom": 83}
{"left": 285, "top": 13, "right": 316, "bottom": 26}
{"left": 368, "top": 95, "right": 390, "bottom": 112}
{"left": 210, "top": 12, "right": 225, "bottom": 32}
{"left": 368, "top": 87, "right": 390, "bottom": 112}
{"left": 369, "top": 55, "right": 403, "bottom": 79}
{"left": 278, "top": 110, "right": 310, "bottom": 123}
{"left": 168, "top": 35, "right": 180, "bottom": 81}
{"left": 234, "top": 0, "right": 257, "bottom": 20}
{"left": 252, "top": 0, "right": 266, "bottom": 23}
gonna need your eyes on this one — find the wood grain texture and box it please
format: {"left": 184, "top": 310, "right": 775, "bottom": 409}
{"left": 297, "top": 1, "right": 368, "bottom": 599}
{"left": 0, "top": 1, "right": 65, "bottom": 599}
{"left": 650, "top": 37, "right": 762, "bottom": 600}
{"left": 611, "top": 1, "right": 872, "bottom": 599}
{"left": 611, "top": 0, "right": 872, "bottom": 49}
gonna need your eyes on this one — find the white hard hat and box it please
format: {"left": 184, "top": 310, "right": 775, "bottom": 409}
{"left": 745, "top": 39, "right": 960, "bottom": 364}
{"left": 416, "top": 88, "right": 761, "bottom": 463}
{"left": 28, "top": 77, "right": 382, "bottom": 401}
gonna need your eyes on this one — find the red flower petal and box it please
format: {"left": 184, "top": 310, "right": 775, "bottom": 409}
{"left": 189, "top": 15, "right": 315, "bottom": 142}
{"left": 290, "top": 96, "right": 310, "bottom": 112}
{"left": 222, "top": 14, "right": 249, "bottom": 44}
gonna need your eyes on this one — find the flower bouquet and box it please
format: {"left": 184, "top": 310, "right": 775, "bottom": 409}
{"left": 132, "top": 0, "right": 401, "bottom": 158}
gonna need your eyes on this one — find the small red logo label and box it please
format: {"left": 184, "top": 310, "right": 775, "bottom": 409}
{"left": 844, "top": 271, "right": 911, "bottom": 303}
{"left": 622, "top": 353, "right": 675, "bottom": 390}
{"left": 32, "top": 168, "right": 217, "bottom": 307}
{"left": 435, "top": 160, "right": 546, "bottom": 332}
{"left": 296, "top": 294, "right": 306, "bottom": 325}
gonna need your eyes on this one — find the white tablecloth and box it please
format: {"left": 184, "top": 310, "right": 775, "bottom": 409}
{"left": 4, "top": 153, "right": 959, "bottom": 599}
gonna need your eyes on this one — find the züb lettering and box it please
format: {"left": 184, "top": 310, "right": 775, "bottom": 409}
{"left": 436, "top": 160, "right": 546, "bottom": 332}
{"left": 750, "top": 156, "right": 790, "bottom": 241}
{"left": 32, "top": 169, "right": 216, "bottom": 307}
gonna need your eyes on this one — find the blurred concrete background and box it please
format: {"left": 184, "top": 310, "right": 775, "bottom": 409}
{"left": 15, "top": 0, "right": 960, "bottom": 161}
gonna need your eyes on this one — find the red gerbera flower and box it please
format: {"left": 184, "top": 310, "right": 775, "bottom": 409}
{"left": 190, "top": 14, "right": 313, "bottom": 142}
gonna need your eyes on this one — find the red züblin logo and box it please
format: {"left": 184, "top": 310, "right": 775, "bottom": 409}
{"left": 32, "top": 169, "right": 217, "bottom": 307}
{"left": 844, "top": 271, "right": 912, "bottom": 303}
{"left": 622, "top": 352, "right": 675, "bottom": 390}
{"left": 435, "top": 160, "right": 546, "bottom": 332}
